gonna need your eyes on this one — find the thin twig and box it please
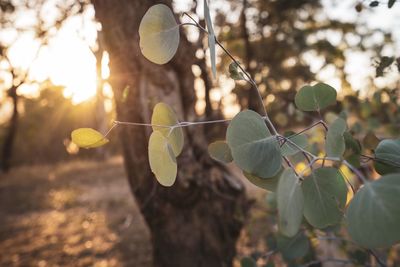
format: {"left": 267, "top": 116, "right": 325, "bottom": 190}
{"left": 367, "top": 249, "right": 387, "bottom": 267}
{"left": 343, "top": 160, "right": 368, "bottom": 183}
{"left": 285, "top": 120, "right": 327, "bottom": 139}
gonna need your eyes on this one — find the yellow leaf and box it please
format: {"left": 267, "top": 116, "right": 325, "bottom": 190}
{"left": 151, "top": 102, "right": 184, "bottom": 156}
{"left": 148, "top": 131, "right": 177, "bottom": 186}
{"left": 71, "top": 128, "right": 109, "bottom": 149}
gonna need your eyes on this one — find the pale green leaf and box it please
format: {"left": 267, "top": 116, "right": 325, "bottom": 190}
{"left": 139, "top": 4, "right": 180, "bottom": 64}
{"left": 374, "top": 139, "right": 400, "bottom": 175}
{"left": 277, "top": 169, "right": 304, "bottom": 237}
{"left": 302, "top": 167, "right": 347, "bottom": 229}
{"left": 346, "top": 173, "right": 400, "bottom": 248}
{"left": 204, "top": 0, "right": 216, "bottom": 78}
{"left": 326, "top": 117, "right": 347, "bottom": 158}
{"left": 295, "top": 83, "right": 337, "bottom": 112}
{"left": 208, "top": 141, "right": 233, "bottom": 163}
{"left": 151, "top": 102, "right": 184, "bottom": 156}
{"left": 71, "top": 128, "right": 109, "bottom": 149}
{"left": 243, "top": 168, "right": 282, "bottom": 192}
{"left": 277, "top": 231, "right": 310, "bottom": 261}
{"left": 148, "top": 131, "right": 177, "bottom": 187}
{"left": 226, "top": 110, "right": 282, "bottom": 178}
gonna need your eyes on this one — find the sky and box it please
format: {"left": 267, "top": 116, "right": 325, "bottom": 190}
{"left": 1, "top": 0, "right": 399, "bottom": 112}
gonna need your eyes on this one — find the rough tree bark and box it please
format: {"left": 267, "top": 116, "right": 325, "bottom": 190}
{"left": 92, "top": 1, "right": 249, "bottom": 266}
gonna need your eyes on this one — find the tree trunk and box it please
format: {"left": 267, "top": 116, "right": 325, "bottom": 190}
{"left": 1, "top": 86, "right": 18, "bottom": 172}
{"left": 92, "top": 1, "right": 249, "bottom": 267}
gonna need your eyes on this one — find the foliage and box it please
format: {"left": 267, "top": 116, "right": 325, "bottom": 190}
{"left": 294, "top": 83, "right": 337, "bottom": 112}
{"left": 138, "top": 4, "right": 180, "bottom": 64}
{"left": 73, "top": 1, "right": 400, "bottom": 265}
{"left": 71, "top": 128, "right": 109, "bottom": 149}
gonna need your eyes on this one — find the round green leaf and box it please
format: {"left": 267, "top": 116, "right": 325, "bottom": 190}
{"left": 148, "top": 131, "right": 177, "bottom": 187}
{"left": 139, "top": 4, "right": 180, "bottom": 64}
{"left": 277, "top": 169, "right": 304, "bottom": 237}
{"left": 302, "top": 167, "right": 347, "bottom": 229}
{"left": 71, "top": 128, "right": 109, "bottom": 149}
{"left": 226, "top": 110, "right": 282, "bottom": 178}
{"left": 277, "top": 231, "right": 310, "bottom": 261}
{"left": 151, "top": 102, "right": 184, "bottom": 156}
{"left": 295, "top": 83, "right": 337, "bottom": 112}
{"left": 208, "top": 141, "right": 233, "bottom": 163}
{"left": 281, "top": 132, "right": 308, "bottom": 157}
{"left": 374, "top": 139, "right": 400, "bottom": 175}
{"left": 346, "top": 174, "right": 400, "bottom": 248}
{"left": 243, "top": 168, "right": 283, "bottom": 192}
{"left": 326, "top": 117, "right": 347, "bottom": 158}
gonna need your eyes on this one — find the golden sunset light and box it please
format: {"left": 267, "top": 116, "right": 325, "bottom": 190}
{"left": 1, "top": 0, "right": 400, "bottom": 266}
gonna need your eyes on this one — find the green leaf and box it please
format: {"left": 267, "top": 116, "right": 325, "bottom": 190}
{"left": 226, "top": 110, "right": 282, "bottom": 178}
{"left": 346, "top": 173, "right": 400, "bottom": 248}
{"left": 243, "top": 168, "right": 282, "bottom": 192}
{"left": 151, "top": 102, "right": 184, "bottom": 157}
{"left": 71, "top": 128, "right": 109, "bottom": 149}
{"left": 344, "top": 132, "right": 362, "bottom": 167}
{"left": 281, "top": 132, "right": 308, "bottom": 157}
{"left": 344, "top": 132, "right": 361, "bottom": 154}
{"left": 204, "top": 0, "right": 216, "bottom": 78}
{"left": 229, "top": 62, "right": 245, "bottom": 80}
{"left": 139, "top": 4, "right": 180, "bottom": 64}
{"left": 294, "top": 83, "right": 337, "bottom": 112}
{"left": 388, "top": 0, "right": 396, "bottom": 8}
{"left": 148, "top": 131, "right": 177, "bottom": 187}
{"left": 277, "top": 169, "right": 304, "bottom": 237}
{"left": 208, "top": 141, "right": 233, "bottom": 163}
{"left": 302, "top": 167, "right": 347, "bottom": 229}
{"left": 240, "top": 257, "right": 256, "bottom": 267}
{"left": 326, "top": 117, "right": 347, "bottom": 158}
{"left": 277, "top": 231, "right": 310, "bottom": 261}
{"left": 374, "top": 139, "right": 400, "bottom": 175}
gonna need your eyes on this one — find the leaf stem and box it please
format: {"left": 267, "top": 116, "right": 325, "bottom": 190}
{"left": 343, "top": 160, "right": 368, "bottom": 184}
{"left": 181, "top": 12, "right": 208, "bottom": 33}
{"left": 285, "top": 120, "right": 327, "bottom": 139}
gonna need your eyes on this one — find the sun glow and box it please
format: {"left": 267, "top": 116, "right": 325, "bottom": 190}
{"left": 6, "top": 7, "right": 99, "bottom": 105}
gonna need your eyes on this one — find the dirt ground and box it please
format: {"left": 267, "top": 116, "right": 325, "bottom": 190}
{"left": 0, "top": 157, "right": 153, "bottom": 267}
{"left": 0, "top": 157, "right": 271, "bottom": 267}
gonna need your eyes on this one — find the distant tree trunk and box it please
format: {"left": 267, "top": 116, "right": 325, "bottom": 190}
{"left": 198, "top": 55, "right": 213, "bottom": 119}
{"left": 241, "top": 0, "right": 263, "bottom": 113}
{"left": 92, "top": 1, "right": 249, "bottom": 267}
{"left": 1, "top": 86, "right": 18, "bottom": 172}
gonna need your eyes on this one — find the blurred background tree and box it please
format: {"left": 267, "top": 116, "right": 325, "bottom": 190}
{"left": 0, "top": 0, "right": 116, "bottom": 171}
{"left": 0, "top": 0, "right": 399, "bottom": 266}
